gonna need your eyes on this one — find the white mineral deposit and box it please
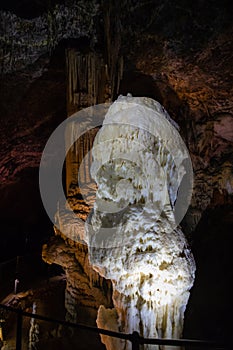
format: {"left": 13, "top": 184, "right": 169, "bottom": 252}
{"left": 86, "top": 95, "right": 196, "bottom": 350}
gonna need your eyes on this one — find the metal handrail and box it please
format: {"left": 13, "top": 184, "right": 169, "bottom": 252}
{"left": 0, "top": 303, "right": 230, "bottom": 349}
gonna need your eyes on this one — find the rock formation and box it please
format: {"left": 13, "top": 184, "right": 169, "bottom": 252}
{"left": 43, "top": 34, "right": 123, "bottom": 323}
{"left": 86, "top": 95, "right": 196, "bottom": 350}
{"left": 65, "top": 47, "right": 123, "bottom": 192}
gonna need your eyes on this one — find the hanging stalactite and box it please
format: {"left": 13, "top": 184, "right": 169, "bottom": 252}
{"left": 65, "top": 46, "right": 123, "bottom": 193}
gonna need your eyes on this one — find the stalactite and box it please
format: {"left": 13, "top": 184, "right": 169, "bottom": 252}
{"left": 65, "top": 47, "right": 123, "bottom": 194}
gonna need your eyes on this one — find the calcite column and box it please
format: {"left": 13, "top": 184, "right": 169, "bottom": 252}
{"left": 86, "top": 95, "right": 196, "bottom": 350}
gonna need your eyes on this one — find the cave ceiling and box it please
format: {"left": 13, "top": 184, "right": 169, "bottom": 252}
{"left": 0, "top": 0, "right": 232, "bottom": 224}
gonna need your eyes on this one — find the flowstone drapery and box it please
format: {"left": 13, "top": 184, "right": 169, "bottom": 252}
{"left": 85, "top": 95, "right": 196, "bottom": 350}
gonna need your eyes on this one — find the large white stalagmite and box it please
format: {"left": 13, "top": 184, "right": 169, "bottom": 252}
{"left": 85, "top": 95, "right": 196, "bottom": 350}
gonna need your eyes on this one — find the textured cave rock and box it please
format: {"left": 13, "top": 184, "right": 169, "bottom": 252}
{"left": 42, "top": 235, "right": 113, "bottom": 322}
{"left": 131, "top": 26, "right": 233, "bottom": 236}
{"left": 0, "top": 0, "right": 99, "bottom": 73}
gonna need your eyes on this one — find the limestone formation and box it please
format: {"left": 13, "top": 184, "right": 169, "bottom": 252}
{"left": 86, "top": 96, "right": 196, "bottom": 350}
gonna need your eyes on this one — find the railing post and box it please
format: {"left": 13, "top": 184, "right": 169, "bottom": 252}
{"left": 16, "top": 308, "right": 23, "bottom": 350}
{"left": 131, "top": 331, "right": 140, "bottom": 350}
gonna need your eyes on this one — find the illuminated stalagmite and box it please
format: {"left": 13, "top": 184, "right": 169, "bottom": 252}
{"left": 85, "top": 95, "right": 196, "bottom": 350}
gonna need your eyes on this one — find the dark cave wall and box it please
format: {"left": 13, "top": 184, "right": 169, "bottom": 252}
{"left": 0, "top": 44, "right": 67, "bottom": 260}
{"left": 184, "top": 205, "right": 233, "bottom": 342}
